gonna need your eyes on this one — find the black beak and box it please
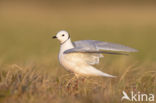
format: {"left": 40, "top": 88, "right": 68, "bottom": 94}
{"left": 52, "top": 36, "right": 57, "bottom": 39}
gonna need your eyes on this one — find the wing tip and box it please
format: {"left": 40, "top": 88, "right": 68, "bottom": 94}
{"left": 129, "top": 48, "right": 139, "bottom": 52}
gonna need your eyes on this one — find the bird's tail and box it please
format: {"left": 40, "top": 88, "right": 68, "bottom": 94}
{"left": 84, "top": 66, "right": 116, "bottom": 78}
{"left": 99, "top": 71, "right": 116, "bottom": 78}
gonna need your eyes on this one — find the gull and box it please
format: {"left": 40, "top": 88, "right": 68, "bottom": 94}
{"left": 52, "top": 30, "right": 138, "bottom": 78}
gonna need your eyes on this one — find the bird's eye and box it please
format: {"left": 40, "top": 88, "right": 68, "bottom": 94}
{"left": 62, "top": 34, "right": 65, "bottom": 36}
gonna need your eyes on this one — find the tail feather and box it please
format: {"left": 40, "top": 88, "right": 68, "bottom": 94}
{"left": 99, "top": 72, "right": 116, "bottom": 78}
{"left": 83, "top": 66, "right": 116, "bottom": 78}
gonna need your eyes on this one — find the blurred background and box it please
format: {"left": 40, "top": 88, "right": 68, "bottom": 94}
{"left": 0, "top": 1, "right": 156, "bottom": 103}
{"left": 0, "top": 0, "right": 156, "bottom": 64}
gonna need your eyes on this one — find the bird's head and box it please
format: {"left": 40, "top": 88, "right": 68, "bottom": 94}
{"left": 52, "top": 30, "right": 70, "bottom": 44}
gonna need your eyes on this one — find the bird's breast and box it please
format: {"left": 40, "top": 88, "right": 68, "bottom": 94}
{"left": 58, "top": 53, "right": 87, "bottom": 72}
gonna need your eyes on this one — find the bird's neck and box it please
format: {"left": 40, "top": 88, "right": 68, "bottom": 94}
{"left": 60, "top": 39, "right": 74, "bottom": 53}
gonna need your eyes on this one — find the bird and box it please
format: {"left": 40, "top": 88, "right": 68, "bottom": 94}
{"left": 52, "top": 30, "right": 138, "bottom": 78}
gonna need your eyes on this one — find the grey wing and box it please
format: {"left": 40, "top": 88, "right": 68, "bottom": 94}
{"left": 64, "top": 40, "right": 138, "bottom": 65}
{"left": 64, "top": 40, "right": 138, "bottom": 54}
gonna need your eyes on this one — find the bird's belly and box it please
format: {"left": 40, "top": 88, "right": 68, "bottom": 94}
{"left": 59, "top": 53, "right": 88, "bottom": 74}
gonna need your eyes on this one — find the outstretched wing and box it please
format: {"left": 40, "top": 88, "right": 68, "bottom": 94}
{"left": 64, "top": 40, "right": 138, "bottom": 54}
{"left": 64, "top": 40, "right": 138, "bottom": 65}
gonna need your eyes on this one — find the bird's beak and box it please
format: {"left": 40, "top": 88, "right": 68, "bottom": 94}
{"left": 52, "top": 36, "right": 57, "bottom": 39}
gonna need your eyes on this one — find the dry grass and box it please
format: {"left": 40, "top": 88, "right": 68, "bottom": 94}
{"left": 0, "top": 58, "right": 155, "bottom": 103}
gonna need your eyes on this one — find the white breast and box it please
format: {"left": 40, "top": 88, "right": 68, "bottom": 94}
{"left": 58, "top": 39, "right": 75, "bottom": 72}
{"left": 59, "top": 52, "right": 93, "bottom": 74}
{"left": 59, "top": 53, "right": 76, "bottom": 72}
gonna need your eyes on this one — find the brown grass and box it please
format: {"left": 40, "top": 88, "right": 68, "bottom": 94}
{"left": 0, "top": 59, "right": 155, "bottom": 103}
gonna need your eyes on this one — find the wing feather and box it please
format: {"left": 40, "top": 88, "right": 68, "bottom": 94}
{"left": 63, "top": 40, "right": 138, "bottom": 65}
{"left": 64, "top": 40, "right": 138, "bottom": 54}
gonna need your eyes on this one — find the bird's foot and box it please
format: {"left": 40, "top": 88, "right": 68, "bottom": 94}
{"left": 65, "top": 76, "right": 80, "bottom": 95}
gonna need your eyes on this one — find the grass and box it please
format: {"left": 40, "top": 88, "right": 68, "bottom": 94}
{"left": 0, "top": 60, "right": 155, "bottom": 103}
{"left": 0, "top": 1, "right": 156, "bottom": 103}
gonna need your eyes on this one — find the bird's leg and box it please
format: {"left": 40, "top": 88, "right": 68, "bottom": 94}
{"left": 73, "top": 74, "right": 79, "bottom": 91}
{"left": 65, "top": 75, "right": 77, "bottom": 89}
{"left": 80, "top": 76, "right": 86, "bottom": 83}
{"left": 65, "top": 74, "right": 81, "bottom": 96}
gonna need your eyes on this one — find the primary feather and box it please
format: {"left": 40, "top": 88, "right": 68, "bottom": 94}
{"left": 64, "top": 40, "right": 138, "bottom": 54}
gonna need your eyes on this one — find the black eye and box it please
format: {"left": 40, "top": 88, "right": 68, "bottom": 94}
{"left": 62, "top": 34, "right": 65, "bottom": 36}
